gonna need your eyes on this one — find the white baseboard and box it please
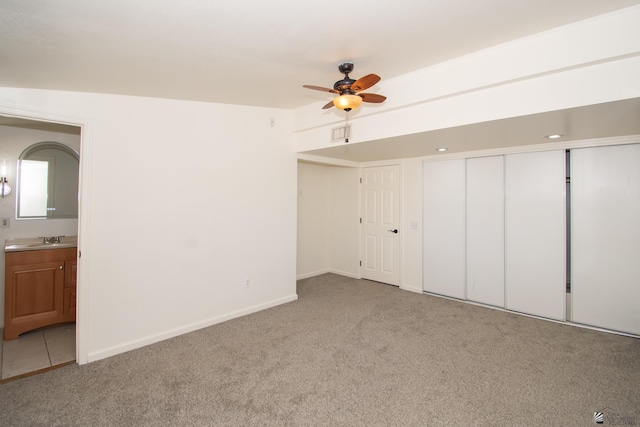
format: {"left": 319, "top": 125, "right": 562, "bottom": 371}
{"left": 400, "top": 284, "right": 423, "bottom": 294}
{"left": 296, "top": 269, "right": 359, "bottom": 281}
{"left": 296, "top": 269, "right": 329, "bottom": 280}
{"left": 328, "top": 269, "right": 359, "bottom": 279}
{"left": 87, "top": 293, "right": 298, "bottom": 363}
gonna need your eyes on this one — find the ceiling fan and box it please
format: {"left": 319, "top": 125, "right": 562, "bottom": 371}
{"left": 303, "top": 63, "right": 386, "bottom": 112}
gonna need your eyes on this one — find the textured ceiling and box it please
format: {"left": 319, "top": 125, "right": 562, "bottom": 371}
{"left": 1, "top": 0, "right": 638, "bottom": 109}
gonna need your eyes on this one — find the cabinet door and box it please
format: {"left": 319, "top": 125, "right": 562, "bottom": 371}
{"left": 63, "top": 287, "right": 77, "bottom": 321}
{"left": 63, "top": 259, "right": 78, "bottom": 321}
{"left": 423, "top": 159, "right": 465, "bottom": 298}
{"left": 4, "top": 261, "right": 65, "bottom": 340}
{"left": 571, "top": 144, "right": 640, "bottom": 335}
{"left": 466, "top": 156, "right": 505, "bottom": 307}
{"left": 505, "top": 151, "right": 565, "bottom": 320}
{"left": 65, "top": 259, "right": 77, "bottom": 288}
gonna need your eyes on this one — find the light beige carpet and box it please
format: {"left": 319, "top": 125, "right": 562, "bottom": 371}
{"left": 0, "top": 273, "right": 638, "bottom": 426}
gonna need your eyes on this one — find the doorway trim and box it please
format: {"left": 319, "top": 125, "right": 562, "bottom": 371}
{"left": 0, "top": 104, "right": 93, "bottom": 365}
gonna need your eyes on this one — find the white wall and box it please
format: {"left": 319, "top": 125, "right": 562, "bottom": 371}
{"left": 297, "top": 162, "right": 329, "bottom": 278}
{"left": 0, "top": 125, "right": 81, "bottom": 327}
{"left": 399, "top": 158, "right": 423, "bottom": 293}
{"left": 0, "top": 88, "right": 297, "bottom": 362}
{"left": 327, "top": 167, "right": 359, "bottom": 277}
{"left": 297, "top": 162, "right": 359, "bottom": 280}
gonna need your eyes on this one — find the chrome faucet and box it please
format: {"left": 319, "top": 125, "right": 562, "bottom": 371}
{"left": 39, "top": 235, "right": 65, "bottom": 244}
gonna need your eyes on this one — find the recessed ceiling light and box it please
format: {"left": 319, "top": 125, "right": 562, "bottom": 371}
{"left": 545, "top": 134, "right": 563, "bottom": 140}
{"left": 435, "top": 148, "right": 448, "bottom": 152}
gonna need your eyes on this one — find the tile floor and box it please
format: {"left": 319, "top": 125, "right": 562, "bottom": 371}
{"left": 0, "top": 323, "right": 76, "bottom": 380}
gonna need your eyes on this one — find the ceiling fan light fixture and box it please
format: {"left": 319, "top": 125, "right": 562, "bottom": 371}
{"left": 304, "top": 63, "right": 385, "bottom": 112}
{"left": 333, "top": 94, "right": 362, "bottom": 111}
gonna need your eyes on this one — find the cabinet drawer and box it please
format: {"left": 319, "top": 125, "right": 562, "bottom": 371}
{"left": 6, "top": 248, "right": 77, "bottom": 267}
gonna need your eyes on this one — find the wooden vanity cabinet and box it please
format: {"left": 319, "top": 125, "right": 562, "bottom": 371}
{"left": 4, "top": 247, "right": 77, "bottom": 340}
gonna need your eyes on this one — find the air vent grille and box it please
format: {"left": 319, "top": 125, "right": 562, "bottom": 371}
{"left": 331, "top": 125, "right": 351, "bottom": 142}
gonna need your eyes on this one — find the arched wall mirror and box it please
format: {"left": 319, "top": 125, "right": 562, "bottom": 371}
{"left": 16, "top": 141, "right": 80, "bottom": 219}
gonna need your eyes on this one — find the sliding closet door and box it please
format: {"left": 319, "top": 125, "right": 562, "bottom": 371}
{"left": 572, "top": 144, "right": 640, "bottom": 335}
{"left": 423, "top": 159, "right": 465, "bottom": 299}
{"left": 505, "top": 150, "right": 565, "bottom": 320}
{"left": 466, "top": 156, "right": 504, "bottom": 307}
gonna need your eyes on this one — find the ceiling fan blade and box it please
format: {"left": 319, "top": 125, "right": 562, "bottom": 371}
{"left": 322, "top": 100, "right": 335, "bottom": 109}
{"left": 350, "top": 74, "right": 381, "bottom": 92}
{"left": 303, "top": 85, "right": 339, "bottom": 94}
{"left": 359, "top": 93, "right": 386, "bottom": 103}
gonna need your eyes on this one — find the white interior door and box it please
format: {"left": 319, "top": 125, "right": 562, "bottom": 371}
{"left": 572, "top": 144, "right": 640, "bottom": 335}
{"left": 361, "top": 165, "right": 400, "bottom": 286}
{"left": 505, "top": 150, "right": 566, "bottom": 321}
{"left": 466, "top": 156, "right": 505, "bottom": 307}
{"left": 423, "top": 159, "right": 466, "bottom": 299}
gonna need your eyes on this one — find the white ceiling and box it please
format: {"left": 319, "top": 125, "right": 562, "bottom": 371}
{"left": 1, "top": 1, "right": 638, "bottom": 161}
{"left": 1, "top": 0, "right": 638, "bottom": 109}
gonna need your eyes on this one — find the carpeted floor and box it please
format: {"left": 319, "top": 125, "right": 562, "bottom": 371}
{"left": 0, "top": 273, "right": 638, "bottom": 426}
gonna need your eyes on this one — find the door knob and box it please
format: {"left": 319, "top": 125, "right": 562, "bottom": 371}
{"left": 388, "top": 229, "right": 398, "bottom": 234}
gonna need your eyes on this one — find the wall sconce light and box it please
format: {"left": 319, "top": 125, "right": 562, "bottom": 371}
{"left": 333, "top": 94, "right": 363, "bottom": 112}
{"left": 1, "top": 160, "right": 11, "bottom": 198}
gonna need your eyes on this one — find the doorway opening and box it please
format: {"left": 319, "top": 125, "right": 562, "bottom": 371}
{"left": 0, "top": 114, "right": 82, "bottom": 381}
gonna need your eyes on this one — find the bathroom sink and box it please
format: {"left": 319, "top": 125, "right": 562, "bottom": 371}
{"left": 4, "top": 237, "right": 78, "bottom": 252}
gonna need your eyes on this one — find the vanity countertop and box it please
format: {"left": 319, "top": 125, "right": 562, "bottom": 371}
{"left": 4, "top": 236, "right": 78, "bottom": 253}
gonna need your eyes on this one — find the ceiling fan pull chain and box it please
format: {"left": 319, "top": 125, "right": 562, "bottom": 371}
{"left": 345, "top": 112, "right": 349, "bottom": 143}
